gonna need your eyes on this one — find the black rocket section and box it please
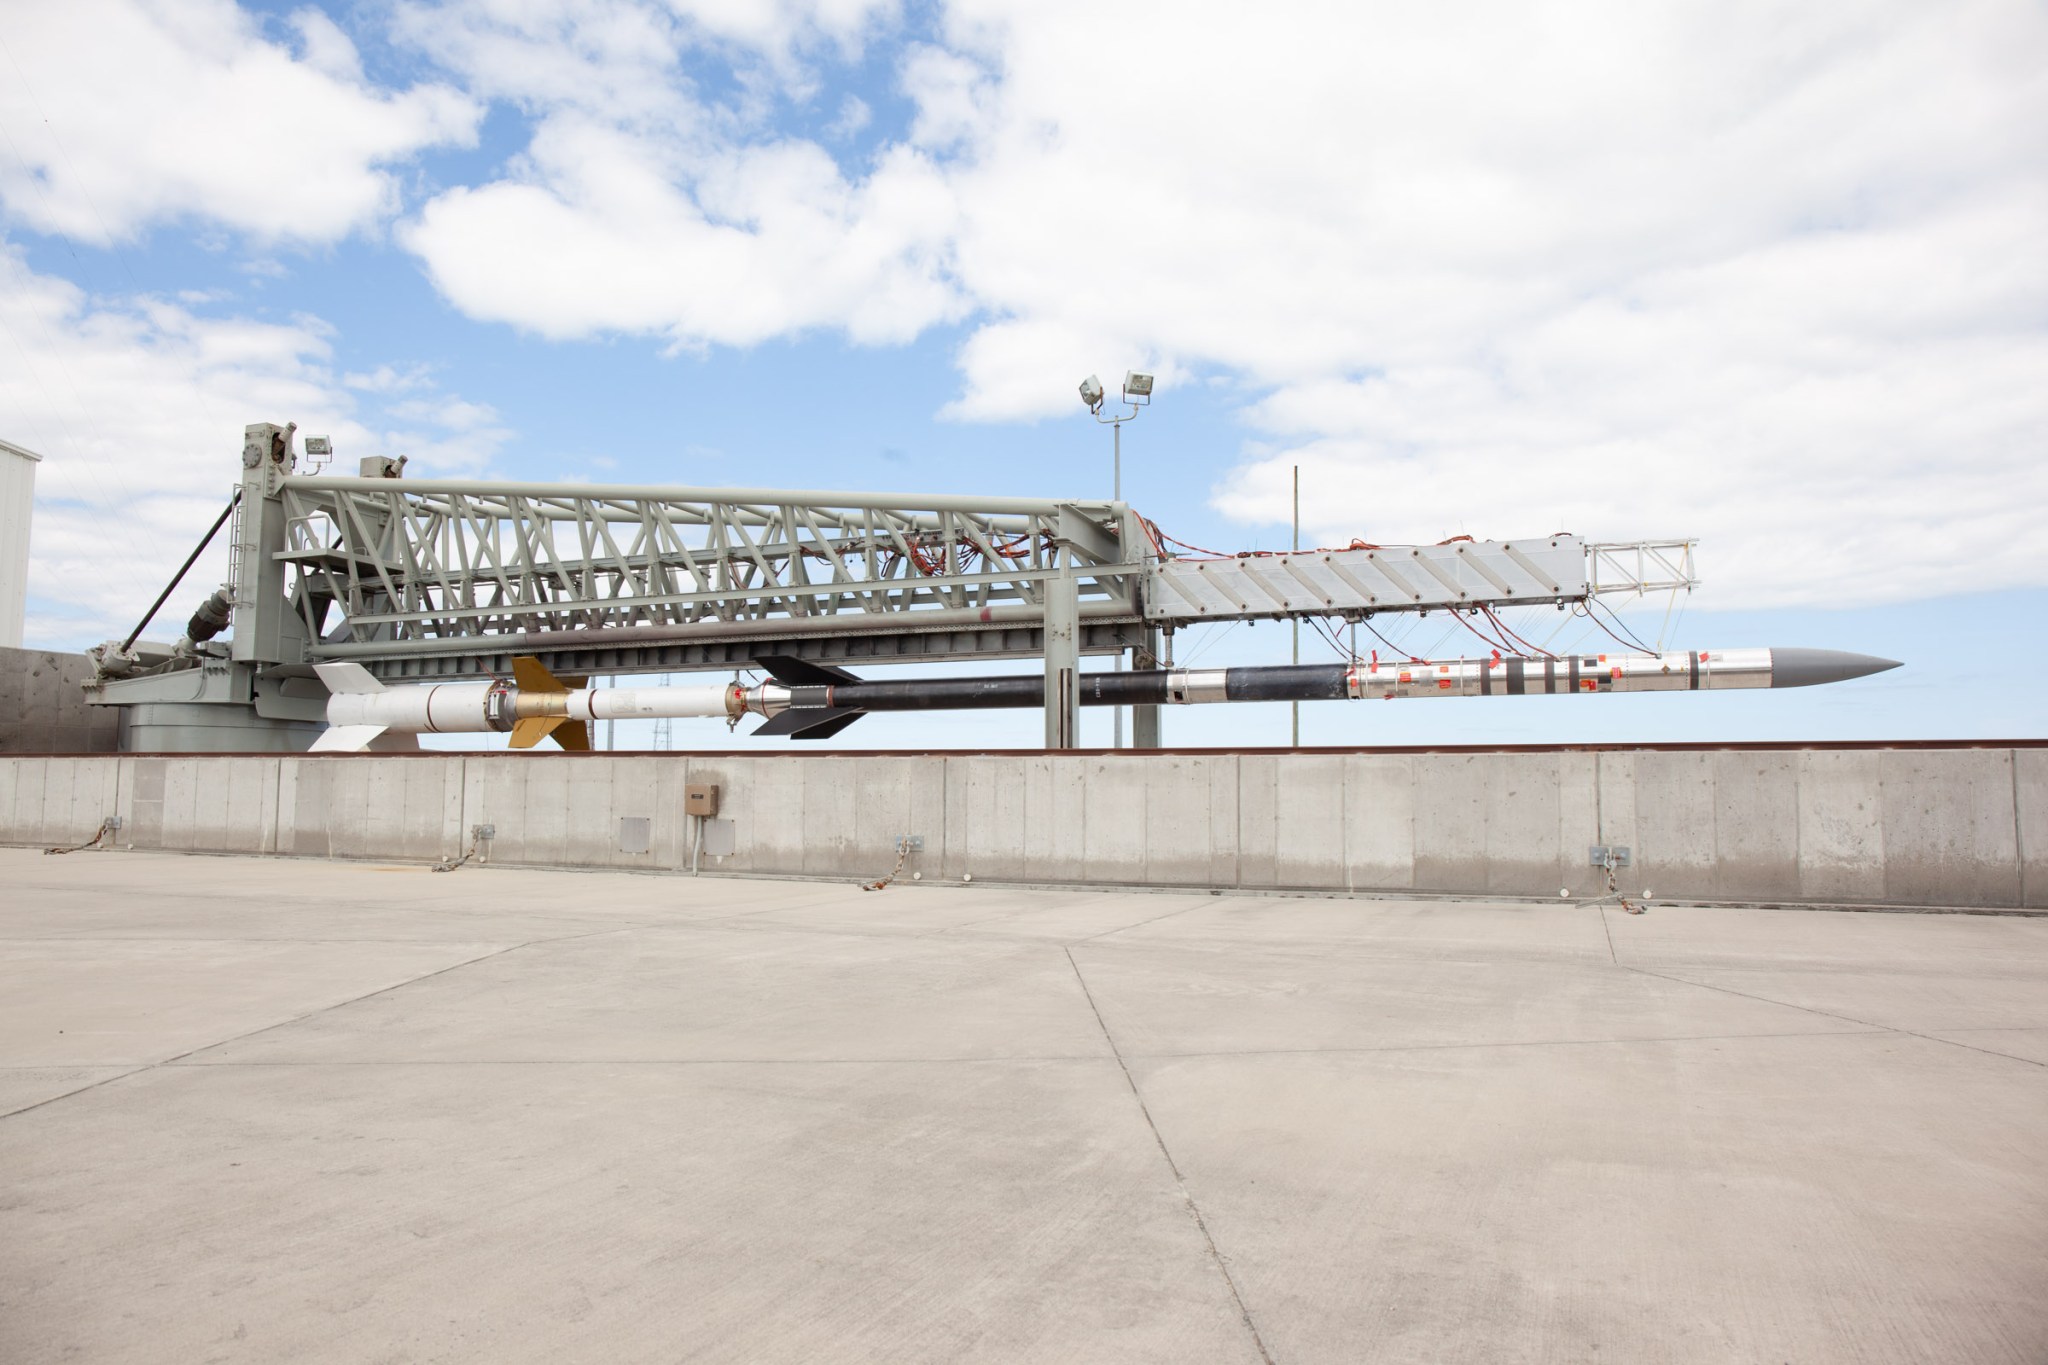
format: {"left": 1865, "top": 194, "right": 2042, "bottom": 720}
{"left": 749, "top": 648, "right": 1905, "bottom": 739}
{"left": 1220, "top": 664, "right": 1354, "bottom": 703}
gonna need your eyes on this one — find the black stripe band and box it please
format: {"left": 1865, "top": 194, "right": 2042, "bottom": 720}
{"left": 1507, "top": 658, "right": 1525, "bottom": 695}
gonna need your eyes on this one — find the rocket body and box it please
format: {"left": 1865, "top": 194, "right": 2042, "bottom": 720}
{"left": 308, "top": 647, "right": 1899, "bottom": 750}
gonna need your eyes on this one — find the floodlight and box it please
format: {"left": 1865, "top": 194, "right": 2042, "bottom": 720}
{"left": 1078, "top": 374, "right": 1105, "bottom": 410}
{"left": 1123, "top": 371, "right": 1154, "bottom": 400}
{"left": 304, "top": 436, "right": 333, "bottom": 456}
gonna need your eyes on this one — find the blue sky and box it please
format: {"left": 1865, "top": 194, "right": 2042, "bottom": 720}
{"left": 2, "top": 0, "right": 2043, "bottom": 749}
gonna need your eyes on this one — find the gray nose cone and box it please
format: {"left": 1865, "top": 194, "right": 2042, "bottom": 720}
{"left": 1768, "top": 648, "right": 1903, "bottom": 689}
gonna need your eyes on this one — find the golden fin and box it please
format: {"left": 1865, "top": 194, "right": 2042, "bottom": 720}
{"left": 551, "top": 720, "right": 592, "bottom": 751}
{"left": 511, "top": 656, "right": 568, "bottom": 693}
{"left": 510, "top": 715, "right": 565, "bottom": 749}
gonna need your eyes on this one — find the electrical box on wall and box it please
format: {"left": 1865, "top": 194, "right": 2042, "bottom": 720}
{"left": 685, "top": 783, "right": 720, "bottom": 817}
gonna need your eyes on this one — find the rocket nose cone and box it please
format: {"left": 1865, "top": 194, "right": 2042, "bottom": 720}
{"left": 1768, "top": 648, "right": 1903, "bottom": 689}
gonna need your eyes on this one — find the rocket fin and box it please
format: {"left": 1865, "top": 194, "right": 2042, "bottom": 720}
{"left": 753, "top": 707, "right": 867, "bottom": 739}
{"left": 310, "top": 723, "right": 389, "bottom": 752}
{"left": 551, "top": 720, "right": 592, "bottom": 751}
{"left": 754, "top": 655, "right": 862, "bottom": 687}
{"left": 510, "top": 715, "right": 565, "bottom": 749}
{"left": 313, "top": 662, "right": 386, "bottom": 694}
{"left": 511, "top": 656, "right": 570, "bottom": 693}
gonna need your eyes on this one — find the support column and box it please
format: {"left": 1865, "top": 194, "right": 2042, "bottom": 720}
{"left": 1132, "top": 625, "right": 1162, "bottom": 748}
{"left": 1043, "top": 573, "right": 1079, "bottom": 749}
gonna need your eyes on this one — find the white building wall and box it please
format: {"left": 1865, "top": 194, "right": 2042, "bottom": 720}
{"left": 0, "top": 439, "right": 41, "bottom": 649}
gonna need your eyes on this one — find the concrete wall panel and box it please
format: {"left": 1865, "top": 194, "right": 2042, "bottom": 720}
{"left": 798, "top": 758, "right": 862, "bottom": 877}
{"left": 1200, "top": 756, "right": 1237, "bottom": 886}
{"left": 1879, "top": 749, "right": 2020, "bottom": 907}
{"left": 2017, "top": 748, "right": 2046, "bottom": 911}
{"left": 0, "top": 646, "right": 121, "bottom": 755}
{"left": 1555, "top": 752, "right": 1603, "bottom": 898}
{"left": 1412, "top": 755, "right": 1487, "bottom": 892}
{"left": 1141, "top": 755, "right": 1217, "bottom": 886}
{"left": 1480, "top": 753, "right": 1567, "bottom": 896}
{"left": 1022, "top": 756, "right": 1087, "bottom": 884}
{"left": 11, "top": 758, "right": 48, "bottom": 843}
{"left": 278, "top": 759, "right": 329, "bottom": 858}
{"left": 1796, "top": 750, "right": 1886, "bottom": 903}
{"left": 1342, "top": 754, "right": 1414, "bottom": 893}
{"left": 1235, "top": 754, "right": 1279, "bottom": 888}
{"left": 946, "top": 755, "right": 1024, "bottom": 882}
{"left": 864, "top": 755, "right": 943, "bottom": 882}
{"left": 1629, "top": 751, "right": 1718, "bottom": 896}
{"left": 0, "top": 749, "right": 2038, "bottom": 910}
{"left": 1081, "top": 756, "right": 1149, "bottom": 886}
{"left": 0, "top": 752, "right": 18, "bottom": 841}
{"left": 1712, "top": 752, "right": 1800, "bottom": 901}
{"left": 601, "top": 756, "right": 663, "bottom": 871}
{"left": 1274, "top": 754, "right": 1347, "bottom": 889}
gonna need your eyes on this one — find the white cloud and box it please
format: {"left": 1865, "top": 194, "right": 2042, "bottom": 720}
{"left": 403, "top": 115, "right": 963, "bottom": 345}
{"left": 0, "top": 239, "right": 506, "bottom": 645}
{"left": 0, "top": 0, "right": 478, "bottom": 244}
{"left": 827, "top": 95, "right": 873, "bottom": 142}
{"left": 374, "top": 0, "right": 2048, "bottom": 605}
{"left": 13, "top": 0, "right": 2042, "bottom": 611}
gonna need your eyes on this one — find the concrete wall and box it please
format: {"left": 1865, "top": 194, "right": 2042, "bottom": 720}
{"left": 0, "top": 646, "right": 122, "bottom": 755}
{"left": 3, "top": 745, "right": 2042, "bottom": 909}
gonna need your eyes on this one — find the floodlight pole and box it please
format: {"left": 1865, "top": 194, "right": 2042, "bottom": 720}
{"left": 1291, "top": 465, "right": 1300, "bottom": 748}
{"left": 1091, "top": 393, "right": 1146, "bottom": 748}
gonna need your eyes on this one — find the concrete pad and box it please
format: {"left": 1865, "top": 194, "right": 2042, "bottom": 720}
{"left": 944, "top": 893, "right": 1221, "bottom": 943}
{"left": 0, "top": 1061, "right": 1263, "bottom": 1365}
{"left": 0, "top": 1066, "right": 134, "bottom": 1118}
{"left": 727, "top": 884, "right": 1106, "bottom": 935}
{"left": 1924, "top": 1028, "right": 2048, "bottom": 1066}
{"left": 1609, "top": 904, "right": 2048, "bottom": 972}
{"left": 4, "top": 852, "right": 2045, "bottom": 1364}
{"left": 1639, "top": 965, "right": 2048, "bottom": 1032}
{"left": 0, "top": 849, "right": 860, "bottom": 940}
{"left": 197, "top": 927, "right": 1114, "bottom": 1065}
{"left": 0, "top": 938, "right": 516, "bottom": 1067}
{"left": 1070, "top": 941, "right": 1874, "bottom": 1057}
{"left": 1098, "top": 896, "right": 1612, "bottom": 963}
{"left": 1133, "top": 1035, "right": 2048, "bottom": 1365}
{"left": 735, "top": 886, "right": 1221, "bottom": 944}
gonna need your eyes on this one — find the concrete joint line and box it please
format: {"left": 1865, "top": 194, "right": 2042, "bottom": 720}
{"left": 0, "top": 927, "right": 631, "bottom": 1124}
{"left": 1621, "top": 965, "right": 2048, "bottom": 1071}
{"left": 1063, "top": 947, "right": 1277, "bottom": 1365}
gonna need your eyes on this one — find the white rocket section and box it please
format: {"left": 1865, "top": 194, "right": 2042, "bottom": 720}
{"left": 310, "top": 661, "right": 738, "bottom": 751}
{"left": 573, "top": 685, "right": 734, "bottom": 722}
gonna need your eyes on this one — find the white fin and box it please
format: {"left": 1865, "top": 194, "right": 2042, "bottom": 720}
{"left": 313, "top": 662, "right": 386, "bottom": 694}
{"left": 309, "top": 724, "right": 388, "bottom": 752}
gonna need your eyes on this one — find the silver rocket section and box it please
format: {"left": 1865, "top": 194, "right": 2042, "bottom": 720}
{"left": 1338, "top": 648, "right": 1898, "bottom": 701}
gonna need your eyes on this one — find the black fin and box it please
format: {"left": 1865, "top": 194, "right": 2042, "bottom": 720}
{"left": 753, "top": 655, "right": 862, "bottom": 687}
{"left": 752, "top": 707, "right": 867, "bottom": 739}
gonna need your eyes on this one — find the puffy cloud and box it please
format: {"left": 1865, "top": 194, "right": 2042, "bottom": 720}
{"left": 381, "top": 0, "right": 2046, "bottom": 605}
{"left": 0, "top": 0, "right": 478, "bottom": 244}
{"left": 0, "top": 239, "right": 504, "bottom": 645}
{"left": 403, "top": 116, "right": 963, "bottom": 345}
{"left": 15, "top": 1, "right": 2044, "bottom": 610}
{"left": 393, "top": 0, "right": 956, "bottom": 348}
